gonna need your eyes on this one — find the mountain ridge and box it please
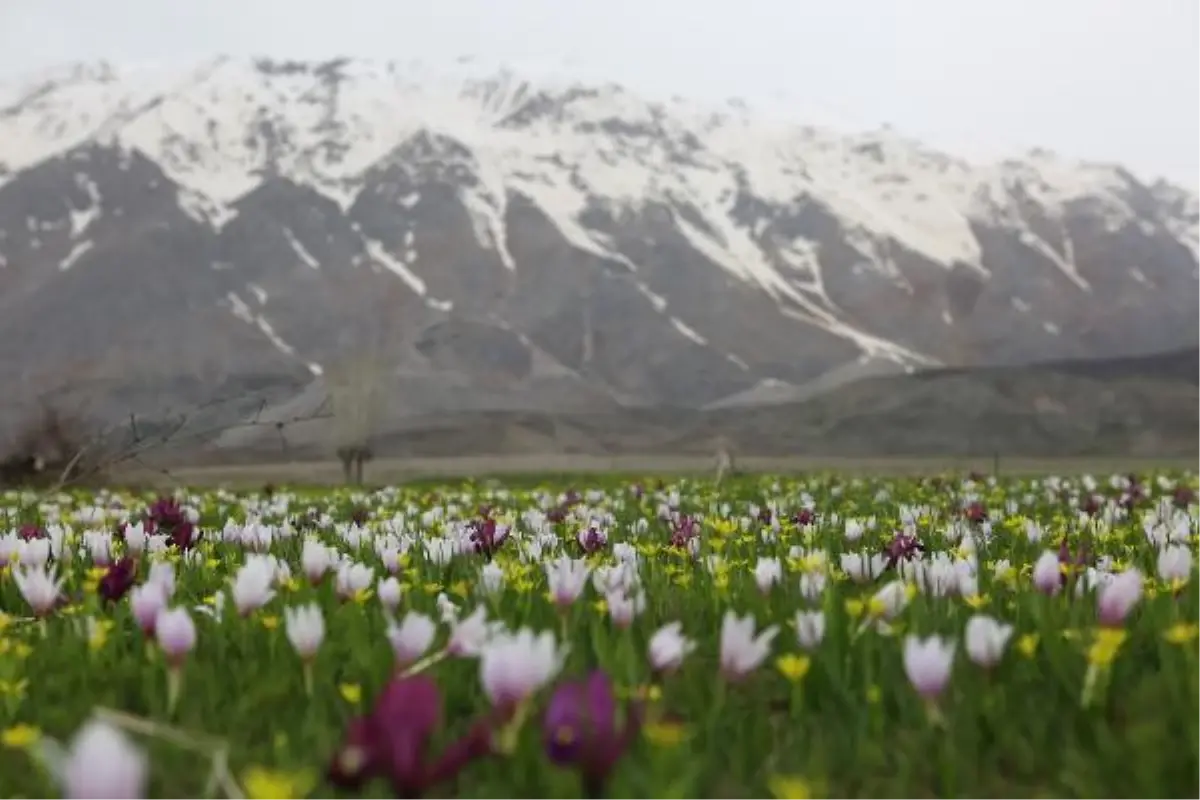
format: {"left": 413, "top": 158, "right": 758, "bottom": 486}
{"left": 0, "top": 56, "right": 1196, "bottom": 443}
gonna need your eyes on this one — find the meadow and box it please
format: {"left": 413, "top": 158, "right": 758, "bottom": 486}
{"left": 0, "top": 470, "right": 1196, "bottom": 798}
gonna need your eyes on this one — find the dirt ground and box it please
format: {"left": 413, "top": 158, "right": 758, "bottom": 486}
{"left": 113, "top": 453, "right": 1199, "bottom": 489}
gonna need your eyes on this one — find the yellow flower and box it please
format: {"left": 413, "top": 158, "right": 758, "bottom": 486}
{"left": 1086, "top": 628, "right": 1128, "bottom": 667}
{"left": 963, "top": 593, "right": 989, "bottom": 609}
{"left": 206, "top": 557, "right": 222, "bottom": 571}
{"left": 82, "top": 566, "right": 107, "bottom": 593}
{"left": 88, "top": 619, "right": 114, "bottom": 652}
{"left": 449, "top": 580, "right": 471, "bottom": 599}
{"left": 350, "top": 588, "right": 373, "bottom": 605}
{"left": 844, "top": 598, "right": 866, "bottom": 618}
{"left": 1, "top": 724, "right": 40, "bottom": 749}
{"left": 775, "top": 654, "right": 812, "bottom": 683}
{"left": 421, "top": 582, "right": 442, "bottom": 595}
{"left": 242, "top": 766, "right": 316, "bottom": 800}
{"left": 259, "top": 615, "right": 280, "bottom": 631}
{"left": 279, "top": 577, "right": 300, "bottom": 593}
{"left": 591, "top": 599, "right": 608, "bottom": 615}
{"left": 769, "top": 774, "right": 815, "bottom": 800}
{"left": 339, "top": 683, "right": 362, "bottom": 705}
{"left": 643, "top": 720, "right": 689, "bottom": 748}
{"left": 1163, "top": 623, "right": 1199, "bottom": 645}
{"left": 635, "top": 684, "right": 663, "bottom": 702}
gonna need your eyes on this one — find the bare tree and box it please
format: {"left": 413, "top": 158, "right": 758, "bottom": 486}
{"left": 714, "top": 434, "right": 735, "bottom": 485}
{"left": 328, "top": 355, "right": 387, "bottom": 484}
{"left": 326, "top": 273, "right": 409, "bottom": 485}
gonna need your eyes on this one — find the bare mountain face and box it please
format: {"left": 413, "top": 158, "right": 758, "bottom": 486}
{"left": 0, "top": 58, "right": 1196, "bottom": 444}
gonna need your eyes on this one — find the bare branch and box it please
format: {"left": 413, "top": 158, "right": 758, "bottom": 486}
{"left": 0, "top": 388, "right": 334, "bottom": 496}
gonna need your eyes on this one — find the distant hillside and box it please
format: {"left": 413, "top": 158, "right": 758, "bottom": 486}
{"left": 188, "top": 346, "right": 1198, "bottom": 463}
{"left": 925, "top": 346, "right": 1199, "bottom": 386}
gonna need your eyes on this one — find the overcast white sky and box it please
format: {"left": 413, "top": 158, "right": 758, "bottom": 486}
{"left": 1, "top": 0, "right": 1196, "bottom": 186}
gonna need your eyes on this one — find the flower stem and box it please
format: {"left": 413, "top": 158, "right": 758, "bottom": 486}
{"left": 166, "top": 666, "right": 183, "bottom": 717}
{"left": 400, "top": 648, "right": 447, "bottom": 677}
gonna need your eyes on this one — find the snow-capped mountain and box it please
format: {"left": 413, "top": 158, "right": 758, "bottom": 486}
{"left": 0, "top": 57, "right": 1196, "bottom": 434}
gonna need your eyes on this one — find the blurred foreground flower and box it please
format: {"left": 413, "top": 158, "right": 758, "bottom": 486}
{"left": 964, "top": 614, "right": 1014, "bottom": 668}
{"left": 903, "top": 635, "right": 955, "bottom": 700}
{"left": 480, "top": 628, "right": 566, "bottom": 709}
{"left": 720, "top": 611, "right": 779, "bottom": 681}
{"left": 542, "top": 670, "right": 641, "bottom": 794}
{"left": 327, "top": 675, "right": 495, "bottom": 796}
{"left": 242, "top": 766, "right": 316, "bottom": 800}
{"left": 52, "top": 718, "right": 148, "bottom": 800}
{"left": 648, "top": 621, "right": 695, "bottom": 674}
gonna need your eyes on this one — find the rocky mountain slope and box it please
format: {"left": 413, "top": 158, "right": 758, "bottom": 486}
{"left": 193, "top": 348, "right": 1198, "bottom": 462}
{"left": 0, "top": 57, "right": 1196, "bottom": 443}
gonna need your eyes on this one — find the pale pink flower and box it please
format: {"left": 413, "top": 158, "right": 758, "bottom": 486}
{"left": 58, "top": 718, "right": 148, "bottom": 799}
{"left": 719, "top": 611, "right": 778, "bottom": 680}
{"left": 155, "top": 607, "right": 196, "bottom": 666}
{"left": 1097, "top": 568, "right": 1144, "bottom": 627}
{"left": 1032, "top": 551, "right": 1062, "bottom": 595}
{"left": 903, "top": 634, "right": 955, "bottom": 699}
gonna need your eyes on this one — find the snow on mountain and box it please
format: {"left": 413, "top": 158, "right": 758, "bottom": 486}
{"left": 0, "top": 56, "right": 1195, "bottom": 439}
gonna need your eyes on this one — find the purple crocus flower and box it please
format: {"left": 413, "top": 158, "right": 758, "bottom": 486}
{"left": 669, "top": 515, "right": 699, "bottom": 550}
{"left": 327, "top": 675, "right": 495, "bottom": 798}
{"left": 542, "top": 670, "right": 641, "bottom": 794}
{"left": 883, "top": 530, "right": 924, "bottom": 571}
{"left": 17, "top": 523, "right": 45, "bottom": 542}
{"left": 146, "top": 497, "right": 186, "bottom": 531}
{"left": 98, "top": 557, "right": 138, "bottom": 604}
{"left": 577, "top": 526, "right": 607, "bottom": 555}
{"left": 468, "top": 518, "right": 509, "bottom": 560}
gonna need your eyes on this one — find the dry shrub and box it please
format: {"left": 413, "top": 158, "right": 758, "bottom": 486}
{"left": 0, "top": 404, "right": 101, "bottom": 488}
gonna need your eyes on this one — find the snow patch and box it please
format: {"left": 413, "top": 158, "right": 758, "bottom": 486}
{"left": 255, "top": 316, "right": 296, "bottom": 356}
{"left": 60, "top": 240, "right": 94, "bottom": 269}
{"left": 283, "top": 228, "right": 320, "bottom": 269}
{"left": 225, "top": 291, "right": 254, "bottom": 324}
{"left": 67, "top": 205, "right": 99, "bottom": 238}
{"left": 459, "top": 188, "right": 517, "bottom": 271}
{"left": 362, "top": 237, "right": 427, "bottom": 296}
{"left": 634, "top": 281, "right": 668, "bottom": 312}
{"left": 669, "top": 316, "right": 707, "bottom": 345}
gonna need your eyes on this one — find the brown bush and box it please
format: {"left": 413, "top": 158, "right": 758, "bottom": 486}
{"left": 0, "top": 404, "right": 99, "bottom": 488}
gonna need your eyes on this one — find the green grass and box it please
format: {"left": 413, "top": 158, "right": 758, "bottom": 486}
{"left": 0, "top": 472, "right": 1196, "bottom": 798}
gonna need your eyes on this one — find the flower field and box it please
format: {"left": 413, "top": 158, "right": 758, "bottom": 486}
{"left": 0, "top": 471, "right": 1197, "bottom": 798}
